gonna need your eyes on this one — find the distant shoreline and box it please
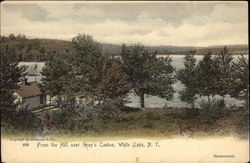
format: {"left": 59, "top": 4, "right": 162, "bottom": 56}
{"left": 17, "top": 53, "right": 249, "bottom": 62}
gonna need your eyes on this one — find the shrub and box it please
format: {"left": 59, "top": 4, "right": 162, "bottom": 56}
{"left": 1, "top": 108, "right": 42, "bottom": 134}
{"left": 51, "top": 99, "right": 129, "bottom": 134}
{"left": 51, "top": 99, "right": 103, "bottom": 134}
{"left": 99, "top": 101, "right": 123, "bottom": 122}
{"left": 199, "top": 99, "right": 224, "bottom": 123}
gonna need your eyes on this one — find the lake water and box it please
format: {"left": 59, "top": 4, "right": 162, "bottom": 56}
{"left": 18, "top": 54, "right": 247, "bottom": 108}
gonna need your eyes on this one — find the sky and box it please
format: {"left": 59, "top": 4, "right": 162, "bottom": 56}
{"left": 1, "top": 1, "right": 248, "bottom": 47}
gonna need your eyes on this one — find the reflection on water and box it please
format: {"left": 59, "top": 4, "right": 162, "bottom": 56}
{"left": 18, "top": 54, "right": 247, "bottom": 108}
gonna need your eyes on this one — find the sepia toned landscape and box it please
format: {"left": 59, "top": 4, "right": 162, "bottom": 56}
{"left": 0, "top": 1, "right": 249, "bottom": 163}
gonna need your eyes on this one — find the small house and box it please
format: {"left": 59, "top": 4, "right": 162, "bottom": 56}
{"left": 14, "top": 80, "right": 46, "bottom": 110}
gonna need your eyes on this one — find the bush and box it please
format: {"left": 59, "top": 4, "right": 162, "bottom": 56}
{"left": 99, "top": 101, "right": 123, "bottom": 122}
{"left": 51, "top": 99, "right": 104, "bottom": 134}
{"left": 120, "top": 105, "right": 141, "bottom": 113}
{"left": 1, "top": 108, "right": 42, "bottom": 134}
{"left": 51, "top": 99, "right": 128, "bottom": 134}
{"left": 199, "top": 99, "right": 224, "bottom": 123}
{"left": 14, "top": 109, "right": 42, "bottom": 132}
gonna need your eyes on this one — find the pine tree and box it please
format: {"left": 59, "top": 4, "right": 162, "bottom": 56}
{"left": 121, "top": 43, "right": 175, "bottom": 108}
{"left": 42, "top": 34, "right": 132, "bottom": 104}
{"left": 41, "top": 53, "right": 71, "bottom": 101}
{"left": 230, "top": 54, "right": 249, "bottom": 107}
{"left": 213, "top": 47, "right": 234, "bottom": 105}
{"left": 196, "top": 52, "right": 217, "bottom": 107}
{"left": 177, "top": 51, "right": 197, "bottom": 109}
{"left": 94, "top": 58, "right": 132, "bottom": 103}
{"left": 69, "top": 34, "right": 104, "bottom": 98}
{"left": 0, "top": 44, "right": 27, "bottom": 124}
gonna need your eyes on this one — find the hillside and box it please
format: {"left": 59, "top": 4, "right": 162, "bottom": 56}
{"left": 103, "top": 44, "right": 249, "bottom": 56}
{"left": 0, "top": 34, "right": 73, "bottom": 61}
{"left": 102, "top": 43, "right": 204, "bottom": 56}
{"left": 0, "top": 34, "right": 248, "bottom": 61}
{"left": 195, "top": 45, "right": 249, "bottom": 55}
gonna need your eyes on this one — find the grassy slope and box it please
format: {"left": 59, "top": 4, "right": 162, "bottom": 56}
{"left": 89, "top": 108, "right": 249, "bottom": 138}
{"left": 2, "top": 107, "right": 248, "bottom": 140}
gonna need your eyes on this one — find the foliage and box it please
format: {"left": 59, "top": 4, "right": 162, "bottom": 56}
{"left": 51, "top": 100, "right": 128, "bottom": 135}
{"left": 180, "top": 47, "right": 248, "bottom": 110}
{"left": 213, "top": 47, "right": 234, "bottom": 103}
{"left": 0, "top": 34, "right": 72, "bottom": 61}
{"left": 0, "top": 45, "right": 42, "bottom": 134}
{"left": 42, "top": 34, "right": 131, "bottom": 104}
{"left": 94, "top": 58, "right": 132, "bottom": 103}
{"left": 230, "top": 54, "right": 249, "bottom": 107}
{"left": 195, "top": 52, "right": 218, "bottom": 106}
{"left": 199, "top": 99, "right": 224, "bottom": 123}
{"left": 99, "top": 101, "right": 123, "bottom": 122}
{"left": 121, "top": 43, "right": 176, "bottom": 108}
{"left": 1, "top": 33, "right": 248, "bottom": 61}
{"left": 51, "top": 99, "right": 125, "bottom": 134}
{"left": 52, "top": 99, "right": 103, "bottom": 134}
{"left": 0, "top": 44, "right": 27, "bottom": 124}
{"left": 7, "top": 108, "right": 42, "bottom": 133}
{"left": 177, "top": 51, "right": 198, "bottom": 108}
{"left": 67, "top": 34, "right": 104, "bottom": 99}
{"left": 41, "top": 53, "right": 71, "bottom": 98}
{"left": 195, "top": 45, "right": 248, "bottom": 55}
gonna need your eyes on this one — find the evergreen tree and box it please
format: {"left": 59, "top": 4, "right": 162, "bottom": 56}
{"left": 177, "top": 51, "right": 197, "bottom": 109}
{"left": 214, "top": 47, "right": 234, "bottom": 104}
{"left": 0, "top": 44, "right": 27, "bottom": 124}
{"left": 196, "top": 52, "right": 217, "bottom": 107}
{"left": 94, "top": 58, "right": 132, "bottom": 103}
{"left": 121, "top": 43, "right": 175, "bottom": 108}
{"left": 69, "top": 34, "right": 104, "bottom": 98}
{"left": 230, "top": 54, "right": 249, "bottom": 107}
{"left": 41, "top": 53, "right": 71, "bottom": 100}
{"left": 42, "top": 34, "right": 132, "bottom": 104}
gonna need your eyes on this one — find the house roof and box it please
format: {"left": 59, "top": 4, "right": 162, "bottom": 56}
{"left": 15, "top": 81, "right": 43, "bottom": 98}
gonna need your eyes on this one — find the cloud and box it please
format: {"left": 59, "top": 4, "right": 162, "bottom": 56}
{"left": 209, "top": 4, "right": 248, "bottom": 24}
{"left": 2, "top": 4, "right": 56, "bottom": 22}
{"left": 1, "top": 2, "right": 248, "bottom": 46}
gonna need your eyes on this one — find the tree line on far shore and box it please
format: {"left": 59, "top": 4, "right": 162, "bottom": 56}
{"left": 0, "top": 33, "right": 249, "bottom": 134}
{"left": 0, "top": 34, "right": 72, "bottom": 62}
{"left": 1, "top": 33, "right": 248, "bottom": 62}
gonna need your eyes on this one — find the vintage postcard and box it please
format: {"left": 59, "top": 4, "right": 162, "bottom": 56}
{"left": 1, "top": 1, "right": 249, "bottom": 163}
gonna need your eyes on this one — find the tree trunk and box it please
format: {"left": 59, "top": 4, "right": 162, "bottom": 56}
{"left": 191, "top": 102, "right": 195, "bottom": 109}
{"left": 222, "top": 95, "right": 225, "bottom": 105}
{"left": 221, "top": 95, "right": 225, "bottom": 108}
{"left": 140, "top": 93, "right": 145, "bottom": 108}
{"left": 207, "top": 95, "right": 211, "bottom": 108}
